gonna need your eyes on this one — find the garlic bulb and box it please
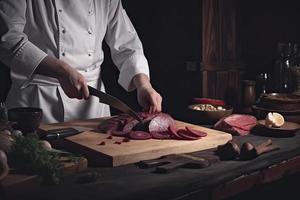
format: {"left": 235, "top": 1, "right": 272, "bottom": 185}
{"left": 0, "top": 150, "right": 9, "bottom": 182}
{"left": 38, "top": 140, "right": 52, "bottom": 151}
{"left": 0, "top": 133, "right": 14, "bottom": 153}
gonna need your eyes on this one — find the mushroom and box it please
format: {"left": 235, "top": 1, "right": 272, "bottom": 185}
{"left": 216, "top": 141, "right": 240, "bottom": 160}
{"left": 240, "top": 139, "right": 280, "bottom": 160}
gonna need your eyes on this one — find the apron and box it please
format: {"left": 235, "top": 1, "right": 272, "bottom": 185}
{"left": 6, "top": 78, "right": 110, "bottom": 123}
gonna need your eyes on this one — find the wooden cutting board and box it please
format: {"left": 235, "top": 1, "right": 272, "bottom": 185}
{"left": 40, "top": 118, "right": 232, "bottom": 167}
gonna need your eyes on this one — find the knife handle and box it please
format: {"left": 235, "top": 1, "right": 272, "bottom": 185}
{"left": 43, "top": 128, "right": 82, "bottom": 140}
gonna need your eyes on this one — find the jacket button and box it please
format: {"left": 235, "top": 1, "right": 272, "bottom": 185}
{"left": 62, "top": 52, "right": 66, "bottom": 56}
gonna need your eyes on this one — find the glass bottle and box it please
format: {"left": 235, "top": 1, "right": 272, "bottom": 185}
{"left": 273, "top": 42, "right": 294, "bottom": 93}
{"left": 256, "top": 72, "right": 270, "bottom": 97}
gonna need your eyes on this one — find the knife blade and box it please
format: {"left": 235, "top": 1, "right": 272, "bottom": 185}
{"left": 88, "top": 86, "right": 142, "bottom": 122}
{"left": 41, "top": 126, "right": 88, "bottom": 140}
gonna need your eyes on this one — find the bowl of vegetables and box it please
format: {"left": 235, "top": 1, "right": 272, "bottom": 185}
{"left": 188, "top": 98, "right": 233, "bottom": 124}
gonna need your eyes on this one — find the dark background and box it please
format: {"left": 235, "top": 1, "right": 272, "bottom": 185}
{"left": 1, "top": 0, "right": 300, "bottom": 119}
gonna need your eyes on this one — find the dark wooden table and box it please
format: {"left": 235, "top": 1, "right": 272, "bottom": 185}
{"left": 5, "top": 129, "right": 298, "bottom": 200}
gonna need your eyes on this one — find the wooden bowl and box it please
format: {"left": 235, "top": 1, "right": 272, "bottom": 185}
{"left": 187, "top": 104, "right": 233, "bottom": 124}
{"left": 8, "top": 107, "right": 43, "bottom": 134}
{"left": 258, "top": 93, "right": 300, "bottom": 111}
{"left": 252, "top": 120, "right": 300, "bottom": 137}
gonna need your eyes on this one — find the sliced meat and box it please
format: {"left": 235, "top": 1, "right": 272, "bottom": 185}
{"left": 98, "top": 120, "right": 120, "bottom": 132}
{"left": 151, "top": 131, "right": 171, "bottom": 139}
{"left": 224, "top": 114, "right": 257, "bottom": 130}
{"left": 177, "top": 129, "right": 199, "bottom": 140}
{"left": 123, "top": 119, "right": 140, "bottom": 134}
{"left": 185, "top": 126, "right": 207, "bottom": 137}
{"left": 98, "top": 115, "right": 128, "bottom": 132}
{"left": 129, "top": 131, "right": 152, "bottom": 140}
{"left": 214, "top": 114, "right": 257, "bottom": 136}
{"left": 232, "top": 127, "right": 249, "bottom": 136}
{"left": 109, "top": 130, "right": 127, "bottom": 137}
{"left": 168, "top": 125, "right": 184, "bottom": 139}
{"left": 97, "top": 112, "right": 206, "bottom": 141}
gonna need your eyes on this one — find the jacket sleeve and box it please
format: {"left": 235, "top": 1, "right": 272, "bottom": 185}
{"left": 104, "top": 0, "right": 150, "bottom": 92}
{"left": 0, "top": 0, "right": 47, "bottom": 87}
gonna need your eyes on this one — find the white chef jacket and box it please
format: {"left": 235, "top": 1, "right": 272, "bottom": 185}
{"left": 0, "top": 0, "right": 150, "bottom": 123}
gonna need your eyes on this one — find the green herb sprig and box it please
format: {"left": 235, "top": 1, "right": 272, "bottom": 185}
{"left": 8, "top": 136, "right": 63, "bottom": 184}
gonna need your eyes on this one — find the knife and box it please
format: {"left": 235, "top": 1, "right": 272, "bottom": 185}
{"left": 88, "top": 86, "right": 142, "bottom": 122}
{"left": 41, "top": 127, "right": 88, "bottom": 140}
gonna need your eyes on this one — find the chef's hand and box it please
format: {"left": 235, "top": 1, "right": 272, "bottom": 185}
{"left": 133, "top": 74, "right": 162, "bottom": 113}
{"left": 58, "top": 66, "right": 89, "bottom": 100}
{"left": 34, "top": 56, "right": 89, "bottom": 99}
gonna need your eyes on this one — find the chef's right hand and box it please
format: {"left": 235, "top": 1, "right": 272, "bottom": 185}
{"left": 58, "top": 66, "right": 89, "bottom": 100}
{"left": 34, "top": 56, "right": 89, "bottom": 100}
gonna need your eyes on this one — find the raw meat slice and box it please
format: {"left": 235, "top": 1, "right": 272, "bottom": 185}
{"left": 123, "top": 119, "right": 140, "bottom": 134}
{"left": 185, "top": 126, "right": 207, "bottom": 137}
{"left": 224, "top": 114, "right": 257, "bottom": 130}
{"left": 150, "top": 131, "right": 171, "bottom": 139}
{"left": 213, "top": 114, "right": 257, "bottom": 136}
{"left": 109, "top": 130, "right": 127, "bottom": 137}
{"left": 177, "top": 129, "right": 199, "bottom": 140}
{"left": 129, "top": 131, "right": 152, "bottom": 140}
{"left": 168, "top": 125, "right": 184, "bottom": 139}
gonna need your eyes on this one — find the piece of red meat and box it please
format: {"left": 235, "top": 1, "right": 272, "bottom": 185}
{"left": 129, "top": 131, "right": 152, "bottom": 140}
{"left": 150, "top": 131, "right": 171, "bottom": 139}
{"left": 223, "top": 114, "right": 257, "bottom": 130}
{"left": 168, "top": 125, "right": 184, "bottom": 139}
{"left": 213, "top": 114, "right": 257, "bottom": 136}
{"left": 185, "top": 126, "right": 207, "bottom": 137}
{"left": 177, "top": 129, "right": 199, "bottom": 140}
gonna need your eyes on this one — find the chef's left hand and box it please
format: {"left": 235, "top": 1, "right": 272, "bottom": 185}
{"left": 133, "top": 74, "right": 162, "bottom": 113}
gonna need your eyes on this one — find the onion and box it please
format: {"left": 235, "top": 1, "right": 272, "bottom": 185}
{"left": 0, "top": 130, "right": 11, "bottom": 136}
{"left": 0, "top": 133, "right": 14, "bottom": 153}
{"left": 0, "top": 150, "right": 9, "bottom": 182}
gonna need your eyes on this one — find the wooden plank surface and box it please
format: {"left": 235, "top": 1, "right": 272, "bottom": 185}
{"left": 40, "top": 118, "right": 232, "bottom": 167}
{"left": 0, "top": 157, "right": 88, "bottom": 199}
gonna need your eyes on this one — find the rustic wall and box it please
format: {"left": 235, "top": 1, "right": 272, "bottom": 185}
{"left": 102, "top": 0, "right": 203, "bottom": 118}
{"left": 237, "top": 0, "right": 300, "bottom": 80}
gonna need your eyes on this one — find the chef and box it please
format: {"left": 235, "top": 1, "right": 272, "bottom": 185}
{"left": 0, "top": 0, "right": 162, "bottom": 123}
